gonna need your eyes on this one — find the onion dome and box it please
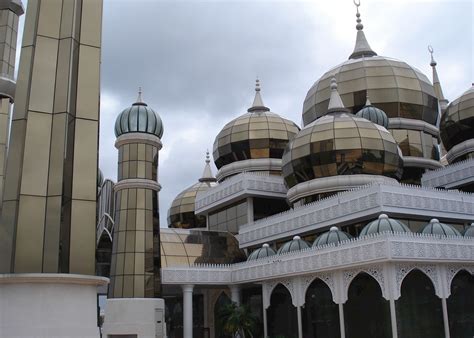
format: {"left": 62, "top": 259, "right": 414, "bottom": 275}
{"left": 114, "top": 88, "right": 164, "bottom": 138}
{"left": 356, "top": 97, "right": 389, "bottom": 128}
{"left": 282, "top": 78, "right": 403, "bottom": 189}
{"left": 212, "top": 79, "right": 299, "bottom": 170}
{"left": 420, "top": 219, "right": 462, "bottom": 236}
{"left": 440, "top": 84, "right": 474, "bottom": 163}
{"left": 97, "top": 168, "right": 104, "bottom": 188}
{"left": 312, "top": 226, "right": 352, "bottom": 247}
{"left": 277, "top": 236, "right": 310, "bottom": 255}
{"left": 168, "top": 151, "right": 217, "bottom": 229}
{"left": 464, "top": 224, "right": 474, "bottom": 237}
{"left": 247, "top": 243, "right": 276, "bottom": 261}
{"left": 360, "top": 214, "right": 411, "bottom": 236}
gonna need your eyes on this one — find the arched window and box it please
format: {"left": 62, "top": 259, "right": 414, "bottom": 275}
{"left": 303, "top": 279, "right": 340, "bottom": 337}
{"left": 396, "top": 269, "right": 444, "bottom": 337}
{"left": 344, "top": 273, "right": 391, "bottom": 338}
{"left": 448, "top": 270, "right": 474, "bottom": 338}
{"left": 267, "top": 284, "right": 297, "bottom": 337}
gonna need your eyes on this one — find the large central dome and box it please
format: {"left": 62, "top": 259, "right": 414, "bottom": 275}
{"left": 213, "top": 80, "right": 299, "bottom": 170}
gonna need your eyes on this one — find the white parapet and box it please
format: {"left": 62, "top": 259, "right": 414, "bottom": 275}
{"left": 0, "top": 273, "right": 109, "bottom": 338}
{"left": 102, "top": 298, "right": 166, "bottom": 338}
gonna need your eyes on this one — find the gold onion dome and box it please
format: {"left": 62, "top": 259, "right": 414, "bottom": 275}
{"left": 114, "top": 88, "right": 164, "bottom": 138}
{"left": 168, "top": 151, "right": 217, "bottom": 229}
{"left": 282, "top": 78, "right": 403, "bottom": 188}
{"left": 301, "top": 2, "right": 439, "bottom": 128}
{"left": 440, "top": 84, "right": 474, "bottom": 162}
{"left": 212, "top": 79, "right": 300, "bottom": 169}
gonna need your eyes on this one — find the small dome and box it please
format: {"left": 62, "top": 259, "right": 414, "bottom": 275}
{"left": 421, "top": 219, "right": 462, "bottom": 236}
{"left": 168, "top": 152, "right": 217, "bottom": 229}
{"left": 463, "top": 224, "right": 474, "bottom": 237}
{"left": 247, "top": 243, "right": 277, "bottom": 261}
{"left": 355, "top": 98, "right": 389, "bottom": 128}
{"left": 282, "top": 111, "right": 403, "bottom": 188}
{"left": 213, "top": 80, "right": 299, "bottom": 169}
{"left": 277, "top": 235, "right": 310, "bottom": 255}
{"left": 440, "top": 84, "right": 474, "bottom": 160}
{"left": 360, "top": 214, "right": 411, "bottom": 236}
{"left": 114, "top": 90, "right": 164, "bottom": 138}
{"left": 312, "top": 226, "right": 352, "bottom": 247}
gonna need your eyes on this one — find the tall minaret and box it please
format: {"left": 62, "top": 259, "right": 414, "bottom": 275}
{"left": 0, "top": 0, "right": 103, "bottom": 274}
{"left": 428, "top": 45, "right": 449, "bottom": 114}
{"left": 0, "top": 1, "right": 24, "bottom": 212}
{"left": 109, "top": 89, "right": 164, "bottom": 298}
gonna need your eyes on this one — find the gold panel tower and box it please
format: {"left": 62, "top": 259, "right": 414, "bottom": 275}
{"left": 0, "top": 0, "right": 103, "bottom": 274}
{"left": 109, "top": 91, "right": 164, "bottom": 298}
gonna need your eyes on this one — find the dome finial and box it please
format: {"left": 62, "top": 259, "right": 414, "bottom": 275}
{"left": 427, "top": 45, "right": 448, "bottom": 110}
{"left": 248, "top": 77, "right": 270, "bottom": 113}
{"left": 199, "top": 149, "right": 216, "bottom": 183}
{"left": 349, "top": 0, "right": 377, "bottom": 59}
{"left": 133, "top": 86, "right": 147, "bottom": 106}
{"left": 327, "top": 77, "right": 347, "bottom": 113}
{"left": 365, "top": 93, "right": 371, "bottom": 106}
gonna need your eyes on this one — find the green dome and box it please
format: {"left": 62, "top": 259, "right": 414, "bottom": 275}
{"left": 360, "top": 214, "right": 411, "bottom": 236}
{"left": 313, "top": 226, "right": 352, "bottom": 247}
{"left": 247, "top": 243, "right": 276, "bottom": 261}
{"left": 421, "top": 219, "right": 461, "bottom": 236}
{"left": 355, "top": 99, "right": 389, "bottom": 128}
{"left": 464, "top": 224, "right": 474, "bottom": 237}
{"left": 277, "top": 236, "right": 310, "bottom": 255}
{"left": 114, "top": 96, "right": 164, "bottom": 138}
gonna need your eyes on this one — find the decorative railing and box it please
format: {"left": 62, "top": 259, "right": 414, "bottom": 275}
{"left": 421, "top": 158, "right": 474, "bottom": 188}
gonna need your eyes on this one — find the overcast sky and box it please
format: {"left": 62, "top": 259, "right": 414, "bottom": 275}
{"left": 18, "top": 0, "right": 473, "bottom": 227}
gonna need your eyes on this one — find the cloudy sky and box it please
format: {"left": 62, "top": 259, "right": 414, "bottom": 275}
{"left": 17, "top": 0, "right": 473, "bottom": 227}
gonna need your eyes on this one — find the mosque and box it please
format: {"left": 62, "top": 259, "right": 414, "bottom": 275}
{"left": 0, "top": 1, "right": 472, "bottom": 338}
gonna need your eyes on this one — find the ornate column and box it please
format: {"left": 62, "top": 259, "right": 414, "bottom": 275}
{"left": 229, "top": 284, "right": 241, "bottom": 305}
{"left": 183, "top": 284, "right": 194, "bottom": 338}
{"left": 296, "top": 306, "right": 303, "bottom": 338}
{"left": 338, "top": 304, "right": 346, "bottom": 338}
{"left": 441, "top": 298, "right": 450, "bottom": 338}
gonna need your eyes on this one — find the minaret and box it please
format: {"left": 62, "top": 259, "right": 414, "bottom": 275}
{"left": 0, "top": 1, "right": 103, "bottom": 274}
{"left": 109, "top": 89, "right": 164, "bottom": 298}
{"left": 428, "top": 45, "right": 449, "bottom": 113}
{"left": 0, "top": 1, "right": 24, "bottom": 212}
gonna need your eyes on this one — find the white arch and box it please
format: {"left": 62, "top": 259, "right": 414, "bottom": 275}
{"left": 343, "top": 266, "right": 386, "bottom": 302}
{"left": 396, "top": 265, "right": 441, "bottom": 300}
{"left": 446, "top": 266, "right": 474, "bottom": 298}
{"left": 301, "top": 274, "right": 336, "bottom": 304}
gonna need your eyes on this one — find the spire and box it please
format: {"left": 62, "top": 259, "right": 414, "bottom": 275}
{"left": 349, "top": 0, "right": 377, "bottom": 60}
{"left": 248, "top": 78, "right": 270, "bottom": 113}
{"left": 365, "top": 94, "right": 371, "bottom": 106}
{"left": 327, "top": 77, "right": 349, "bottom": 113}
{"left": 133, "top": 86, "right": 147, "bottom": 106}
{"left": 199, "top": 150, "right": 217, "bottom": 183}
{"left": 428, "top": 45, "right": 448, "bottom": 112}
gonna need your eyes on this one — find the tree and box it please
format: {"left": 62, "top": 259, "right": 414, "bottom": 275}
{"left": 218, "top": 302, "right": 258, "bottom": 338}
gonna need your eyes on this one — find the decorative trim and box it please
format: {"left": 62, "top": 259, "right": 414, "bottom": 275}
{"left": 446, "top": 139, "right": 474, "bottom": 164}
{"left": 115, "top": 132, "right": 162, "bottom": 149}
{"left": 114, "top": 178, "right": 161, "bottom": 192}
{"left": 238, "top": 182, "right": 474, "bottom": 248}
{"left": 216, "top": 158, "right": 282, "bottom": 182}
{"left": 0, "top": 273, "right": 109, "bottom": 286}
{"left": 421, "top": 158, "right": 474, "bottom": 189}
{"left": 286, "top": 175, "right": 397, "bottom": 203}
{"left": 195, "top": 172, "right": 287, "bottom": 215}
{"left": 0, "top": 0, "right": 24, "bottom": 16}
{"left": 388, "top": 118, "right": 439, "bottom": 137}
{"left": 402, "top": 156, "right": 443, "bottom": 170}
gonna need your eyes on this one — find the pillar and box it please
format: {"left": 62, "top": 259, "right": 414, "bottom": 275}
{"left": 229, "top": 285, "right": 241, "bottom": 305}
{"left": 389, "top": 298, "right": 398, "bottom": 338}
{"left": 441, "top": 298, "right": 450, "bottom": 338}
{"left": 247, "top": 197, "right": 254, "bottom": 224}
{"left": 263, "top": 305, "right": 268, "bottom": 338}
{"left": 297, "top": 306, "right": 303, "bottom": 338}
{"left": 0, "top": 0, "right": 102, "bottom": 274}
{"left": 183, "top": 284, "right": 194, "bottom": 338}
{"left": 338, "top": 303, "right": 346, "bottom": 338}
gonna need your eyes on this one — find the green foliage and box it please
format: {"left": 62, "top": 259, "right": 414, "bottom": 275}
{"left": 218, "top": 302, "right": 257, "bottom": 338}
